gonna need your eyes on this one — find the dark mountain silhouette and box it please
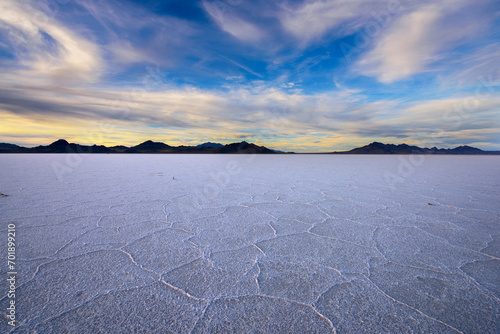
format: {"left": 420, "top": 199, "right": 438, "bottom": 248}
{"left": 126, "top": 140, "right": 172, "bottom": 153}
{"left": 0, "top": 143, "right": 23, "bottom": 152}
{"left": 108, "top": 145, "right": 128, "bottom": 153}
{"left": 197, "top": 142, "right": 224, "bottom": 148}
{"left": 48, "top": 139, "right": 70, "bottom": 148}
{"left": 0, "top": 143, "right": 21, "bottom": 148}
{"left": 0, "top": 139, "right": 498, "bottom": 154}
{"left": 86, "top": 144, "right": 120, "bottom": 153}
{"left": 337, "top": 142, "right": 499, "bottom": 155}
{"left": 18, "top": 139, "right": 113, "bottom": 153}
{"left": 447, "top": 145, "right": 484, "bottom": 154}
{"left": 211, "top": 141, "right": 275, "bottom": 154}
{"left": 0, "top": 139, "right": 279, "bottom": 154}
{"left": 343, "top": 142, "right": 424, "bottom": 154}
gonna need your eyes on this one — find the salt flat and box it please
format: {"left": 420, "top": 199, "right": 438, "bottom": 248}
{"left": 0, "top": 154, "right": 499, "bottom": 333}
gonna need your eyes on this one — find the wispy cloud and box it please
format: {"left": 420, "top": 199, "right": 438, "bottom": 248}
{"left": 219, "top": 55, "right": 264, "bottom": 78}
{"left": 203, "top": 0, "right": 263, "bottom": 42}
{"left": 355, "top": 0, "right": 496, "bottom": 82}
{"left": 279, "top": 0, "right": 374, "bottom": 45}
{"left": 0, "top": 0, "right": 102, "bottom": 83}
{"left": 356, "top": 5, "right": 442, "bottom": 83}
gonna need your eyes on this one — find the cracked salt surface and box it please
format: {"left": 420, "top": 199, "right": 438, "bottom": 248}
{"left": 0, "top": 154, "right": 499, "bottom": 333}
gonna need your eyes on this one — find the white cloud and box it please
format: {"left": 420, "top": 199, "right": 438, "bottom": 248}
{"left": 356, "top": 5, "right": 441, "bottom": 83}
{"left": 203, "top": 0, "right": 263, "bottom": 42}
{"left": 278, "top": 0, "right": 496, "bottom": 83}
{"left": 77, "top": 0, "right": 200, "bottom": 70}
{"left": 279, "top": 0, "right": 376, "bottom": 45}
{"left": 110, "top": 41, "right": 153, "bottom": 64}
{"left": 0, "top": 0, "right": 102, "bottom": 83}
{"left": 355, "top": 0, "right": 494, "bottom": 82}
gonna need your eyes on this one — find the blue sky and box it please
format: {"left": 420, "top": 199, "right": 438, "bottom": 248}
{"left": 0, "top": 0, "right": 499, "bottom": 152}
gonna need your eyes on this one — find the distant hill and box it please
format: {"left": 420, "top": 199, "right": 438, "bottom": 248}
{"left": 28, "top": 139, "right": 114, "bottom": 153}
{"left": 0, "top": 143, "right": 22, "bottom": 152}
{"left": 335, "top": 142, "right": 499, "bottom": 155}
{"left": 447, "top": 145, "right": 484, "bottom": 154}
{"left": 211, "top": 141, "right": 275, "bottom": 154}
{"left": 125, "top": 140, "right": 172, "bottom": 153}
{"left": 108, "top": 145, "right": 128, "bottom": 153}
{"left": 0, "top": 143, "right": 20, "bottom": 148}
{"left": 196, "top": 142, "right": 224, "bottom": 148}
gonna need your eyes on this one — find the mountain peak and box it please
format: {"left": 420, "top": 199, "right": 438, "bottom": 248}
{"left": 208, "top": 141, "right": 275, "bottom": 154}
{"left": 128, "top": 140, "right": 172, "bottom": 152}
{"left": 196, "top": 142, "right": 223, "bottom": 148}
{"left": 450, "top": 145, "right": 483, "bottom": 154}
{"left": 49, "top": 139, "right": 70, "bottom": 147}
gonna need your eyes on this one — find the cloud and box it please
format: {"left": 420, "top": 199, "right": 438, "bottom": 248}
{"left": 75, "top": 0, "right": 199, "bottom": 67}
{"left": 356, "top": 5, "right": 441, "bottom": 82}
{"left": 355, "top": 0, "right": 495, "bottom": 82}
{"left": 2, "top": 63, "right": 498, "bottom": 151}
{"left": 440, "top": 43, "right": 500, "bottom": 86}
{"left": 203, "top": 0, "right": 263, "bottom": 42}
{"left": 279, "top": 0, "right": 377, "bottom": 45}
{"left": 219, "top": 55, "right": 264, "bottom": 78}
{"left": 0, "top": 0, "right": 102, "bottom": 83}
{"left": 109, "top": 41, "right": 153, "bottom": 64}
{"left": 277, "top": 0, "right": 497, "bottom": 83}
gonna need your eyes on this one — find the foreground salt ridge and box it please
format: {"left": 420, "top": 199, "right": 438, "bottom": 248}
{"left": 0, "top": 155, "right": 498, "bottom": 333}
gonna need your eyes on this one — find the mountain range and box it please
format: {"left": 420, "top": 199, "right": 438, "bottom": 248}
{"left": 333, "top": 142, "right": 499, "bottom": 155}
{"left": 0, "top": 140, "right": 499, "bottom": 154}
{"left": 0, "top": 139, "right": 277, "bottom": 154}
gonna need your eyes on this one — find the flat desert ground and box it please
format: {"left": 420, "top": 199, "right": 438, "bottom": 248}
{"left": 0, "top": 154, "right": 499, "bottom": 333}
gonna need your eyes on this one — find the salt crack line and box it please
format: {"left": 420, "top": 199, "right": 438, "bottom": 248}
{"left": 456, "top": 266, "right": 500, "bottom": 303}
{"left": 362, "top": 274, "right": 464, "bottom": 333}
{"left": 23, "top": 283, "right": 158, "bottom": 331}
{"left": 53, "top": 227, "right": 100, "bottom": 256}
{"left": 308, "top": 204, "right": 332, "bottom": 218}
{"left": 118, "top": 249, "right": 161, "bottom": 278}
{"left": 190, "top": 302, "right": 212, "bottom": 334}
{"left": 268, "top": 222, "right": 278, "bottom": 238}
{"left": 255, "top": 262, "right": 262, "bottom": 294}
{"left": 160, "top": 280, "right": 208, "bottom": 303}
{"left": 0, "top": 258, "right": 57, "bottom": 301}
{"left": 246, "top": 205, "right": 279, "bottom": 220}
{"left": 253, "top": 244, "right": 267, "bottom": 256}
{"left": 198, "top": 294, "right": 336, "bottom": 333}
{"left": 162, "top": 257, "right": 205, "bottom": 276}
{"left": 415, "top": 226, "right": 500, "bottom": 261}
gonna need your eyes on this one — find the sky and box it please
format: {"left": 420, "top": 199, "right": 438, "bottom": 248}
{"left": 0, "top": 0, "right": 499, "bottom": 152}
